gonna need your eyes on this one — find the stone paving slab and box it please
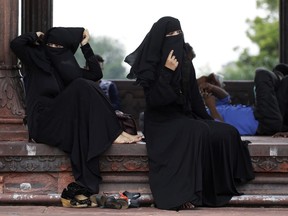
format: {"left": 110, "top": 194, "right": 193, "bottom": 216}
{"left": 0, "top": 206, "right": 288, "bottom": 216}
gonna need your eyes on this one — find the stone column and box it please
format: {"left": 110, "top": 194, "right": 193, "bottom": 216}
{"left": 0, "top": 0, "right": 53, "bottom": 141}
{"left": 0, "top": 0, "right": 27, "bottom": 141}
{"left": 280, "top": 0, "right": 288, "bottom": 63}
{"left": 21, "top": 0, "right": 53, "bottom": 33}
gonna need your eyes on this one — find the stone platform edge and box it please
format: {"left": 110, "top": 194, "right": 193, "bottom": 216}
{"left": 1, "top": 136, "right": 288, "bottom": 206}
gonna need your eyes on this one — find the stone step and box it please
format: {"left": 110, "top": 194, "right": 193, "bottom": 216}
{"left": 0, "top": 136, "right": 288, "bottom": 205}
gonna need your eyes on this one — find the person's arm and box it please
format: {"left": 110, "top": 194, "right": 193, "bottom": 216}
{"left": 199, "top": 82, "right": 229, "bottom": 100}
{"left": 203, "top": 93, "right": 224, "bottom": 121}
{"left": 10, "top": 32, "right": 42, "bottom": 65}
{"left": 144, "top": 68, "right": 179, "bottom": 107}
{"left": 209, "top": 84, "right": 229, "bottom": 99}
{"left": 196, "top": 75, "right": 208, "bottom": 87}
{"left": 81, "top": 44, "right": 103, "bottom": 81}
{"left": 143, "top": 50, "right": 180, "bottom": 107}
{"left": 80, "top": 29, "right": 103, "bottom": 81}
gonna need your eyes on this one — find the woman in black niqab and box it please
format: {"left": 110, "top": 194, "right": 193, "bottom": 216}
{"left": 10, "top": 27, "right": 142, "bottom": 207}
{"left": 125, "top": 16, "right": 254, "bottom": 210}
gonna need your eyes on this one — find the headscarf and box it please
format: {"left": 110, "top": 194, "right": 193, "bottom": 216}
{"left": 44, "top": 27, "right": 85, "bottom": 85}
{"left": 124, "top": 16, "right": 185, "bottom": 88}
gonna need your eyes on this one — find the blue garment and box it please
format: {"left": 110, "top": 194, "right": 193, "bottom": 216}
{"left": 99, "top": 79, "right": 121, "bottom": 110}
{"left": 207, "top": 96, "right": 259, "bottom": 135}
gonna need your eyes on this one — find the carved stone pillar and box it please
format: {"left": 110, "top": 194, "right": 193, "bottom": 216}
{"left": 0, "top": 0, "right": 27, "bottom": 141}
{"left": 0, "top": 0, "right": 53, "bottom": 141}
{"left": 21, "top": 0, "right": 53, "bottom": 33}
{"left": 280, "top": 0, "right": 288, "bottom": 64}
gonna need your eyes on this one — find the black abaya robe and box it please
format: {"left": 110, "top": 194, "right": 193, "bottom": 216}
{"left": 125, "top": 16, "right": 255, "bottom": 209}
{"left": 10, "top": 30, "right": 122, "bottom": 193}
{"left": 142, "top": 64, "right": 254, "bottom": 209}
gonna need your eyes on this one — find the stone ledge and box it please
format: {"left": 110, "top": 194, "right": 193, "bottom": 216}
{"left": 0, "top": 141, "right": 148, "bottom": 156}
{"left": 1, "top": 137, "right": 288, "bottom": 173}
{"left": 1, "top": 136, "right": 288, "bottom": 157}
{"left": 1, "top": 136, "right": 288, "bottom": 206}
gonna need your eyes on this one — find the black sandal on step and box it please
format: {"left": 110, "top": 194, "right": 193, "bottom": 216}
{"left": 60, "top": 182, "right": 97, "bottom": 208}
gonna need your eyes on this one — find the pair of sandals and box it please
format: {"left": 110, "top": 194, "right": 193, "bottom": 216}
{"left": 93, "top": 191, "right": 141, "bottom": 209}
{"left": 91, "top": 194, "right": 128, "bottom": 209}
{"left": 60, "top": 182, "right": 141, "bottom": 209}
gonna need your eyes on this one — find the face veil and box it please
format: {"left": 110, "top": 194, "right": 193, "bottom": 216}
{"left": 43, "top": 27, "right": 84, "bottom": 86}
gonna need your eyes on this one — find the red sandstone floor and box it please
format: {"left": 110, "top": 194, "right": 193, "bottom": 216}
{"left": 0, "top": 206, "right": 288, "bottom": 216}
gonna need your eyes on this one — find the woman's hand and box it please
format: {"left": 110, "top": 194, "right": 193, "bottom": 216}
{"left": 81, "top": 29, "right": 90, "bottom": 46}
{"left": 165, "top": 50, "right": 178, "bottom": 71}
{"left": 35, "top": 32, "right": 44, "bottom": 45}
{"left": 36, "top": 32, "right": 44, "bottom": 38}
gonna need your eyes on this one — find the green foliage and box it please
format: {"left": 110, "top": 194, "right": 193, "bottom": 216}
{"left": 74, "top": 36, "right": 128, "bottom": 79}
{"left": 222, "top": 0, "right": 279, "bottom": 80}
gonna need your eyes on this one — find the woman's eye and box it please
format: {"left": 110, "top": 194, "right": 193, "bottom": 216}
{"left": 166, "top": 30, "right": 182, "bottom": 37}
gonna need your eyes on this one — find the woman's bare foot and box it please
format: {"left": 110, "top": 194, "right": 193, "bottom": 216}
{"left": 113, "top": 132, "right": 143, "bottom": 144}
{"left": 170, "top": 201, "right": 195, "bottom": 211}
{"left": 113, "top": 134, "right": 132, "bottom": 144}
{"left": 122, "top": 131, "right": 143, "bottom": 143}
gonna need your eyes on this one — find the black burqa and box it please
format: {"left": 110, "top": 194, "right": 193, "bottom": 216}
{"left": 125, "top": 16, "right": 254, "bottom": 209}
{"left": 10, "top": 27, "right": 122, "bottom": 193}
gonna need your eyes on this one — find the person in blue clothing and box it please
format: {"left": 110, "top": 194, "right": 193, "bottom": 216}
{"left": 198, "top": 65, "right": 288, "bottom": 136}
{"left": 86, "top": 54, "right": 121, "bottom": 110}
{"left": 198, "top": 73, "right": 258, "bottom": 135}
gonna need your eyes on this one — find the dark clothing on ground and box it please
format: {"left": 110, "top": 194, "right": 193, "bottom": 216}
{"left": 125, "top": 16, "right": 254, "bottom": 209}
{"left": 10, "top": 29, "right": 122, "bottom": 193}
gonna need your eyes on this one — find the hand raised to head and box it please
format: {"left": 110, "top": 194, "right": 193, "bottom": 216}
{"left": 81, "top": 29, "right": 90, "bottom": 46}
{"left": 35, "top": 32, "right": 44, "bottom": 45}
{"left": 36, "top": 32, "right": 44, "bottom": 38}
